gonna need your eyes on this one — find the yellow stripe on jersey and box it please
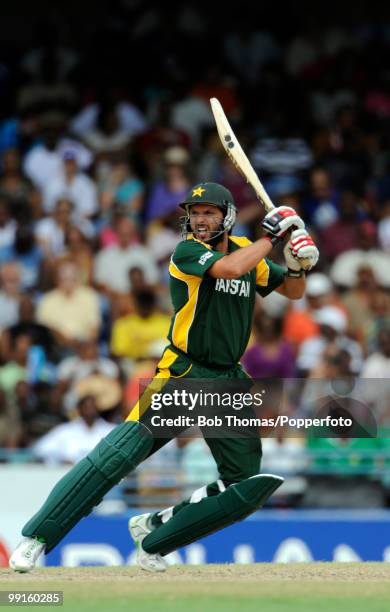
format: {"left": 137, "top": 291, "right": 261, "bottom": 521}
{"left": 255, "top": 259, "right": 270, "bottom": 286}
{"left": 126, "top": 369, "right": 171, "bottom": 421}
{"left": 229, "top": 235, "right": 270, "bottom": 287}
{"left": 158, "top": 346, "right": 193, "bottom": 376}
{"left": 169, "top": 259, "right": 202, "bottom": 352}
{"left": 125, "top": 347, "right": 194, "bottom": 421}
{"left": 229, "top": 235, "right": 252, "bottom": 248}
{"left": 156, "top": 346, "right": 180, "bottom": 370}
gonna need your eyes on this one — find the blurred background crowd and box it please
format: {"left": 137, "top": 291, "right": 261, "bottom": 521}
{"left": 1, "top": 2, "right": 390, "bottom": 509}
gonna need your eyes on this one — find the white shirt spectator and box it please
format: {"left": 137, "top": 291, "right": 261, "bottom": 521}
{"left": 34, "top": 217, "right": 94, "bottom": 257}
{"left": 297, "top": 335, "right": 363, "bottom": 374}
{"left": 94, "top": 245, "right": 159, "bottom": 293}
{"left": 33, "top": 417, "right": 115, "bottom": 464}
{"left": 0, "top": 219, "right": 16, "bottom": 249}
{"left": 361, "top": 353, "right": 390, "bottom": 379}
{"left": 42, "top": 172, "right": 98, "bottom": 217}
{"left": 378, "top": 217, "right": 390, "bottom": 253}
{"left": 0, "top": 292, "right": 19, "bottom": 331}
{"left": 297, "top": 306, "right": 363, "bottom": 373}
{"left": 171, "top": 96, "right": 213, "bottom": 147}
{"left": 331, "top": 250, "right": 390, "bottom": 288}
{"left": 23, "top": 140, "right": 93, "bottom": 191}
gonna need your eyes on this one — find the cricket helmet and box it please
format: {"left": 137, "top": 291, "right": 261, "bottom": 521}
{"left": 179, "top": 182, "right": 237, "bottom": 243}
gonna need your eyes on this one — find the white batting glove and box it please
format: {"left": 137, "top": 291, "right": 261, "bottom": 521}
{"left": 262, "top": 206, "right": 305, "bottom": 239}
{"left": 284, "top": 229, "right": 320, "bottom": 271}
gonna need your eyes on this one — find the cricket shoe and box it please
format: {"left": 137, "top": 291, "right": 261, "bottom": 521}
{"left": 9, "top": 537, "right": 46, "bottom": 573}
{"left": 129, "top": 513, "right": 167, "bottom": 572}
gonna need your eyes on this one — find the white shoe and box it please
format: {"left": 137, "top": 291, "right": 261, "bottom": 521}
{"left": 129, "top": 513, "right": 167, "bottom": 572}
{"left": 9, "top": 537, "right": 46, "bottom": 573}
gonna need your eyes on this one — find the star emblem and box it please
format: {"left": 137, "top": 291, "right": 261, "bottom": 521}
{"left": 192, "top": 186, "right": 206, "bottom": 197}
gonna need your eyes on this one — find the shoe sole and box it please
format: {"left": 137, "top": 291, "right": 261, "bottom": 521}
{"left": 129, "top": 516, "right": 167, "bottom": 573}
{"left": 9, "top": 560, "right": 32, "bottom": 573}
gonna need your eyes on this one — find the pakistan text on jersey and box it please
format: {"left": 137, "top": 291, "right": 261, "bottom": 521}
{"left": 214, "top": 278, "right": 251, "bottom": 297}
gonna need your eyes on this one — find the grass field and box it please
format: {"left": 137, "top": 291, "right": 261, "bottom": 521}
{"left": 1, "top": 564, "right": 390, "bottom": 612}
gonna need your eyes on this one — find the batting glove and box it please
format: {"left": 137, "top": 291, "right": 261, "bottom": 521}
{"left": 284, "top": 229, "right": 319, "bottom": 271}
{"left": 261, "top": 206, "right": 305, "bottom": 242}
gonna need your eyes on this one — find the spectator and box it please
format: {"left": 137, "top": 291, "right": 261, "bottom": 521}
{"left": 23, "top": 111, "right": 92, "bottom": 192}
{"left": 54, "top": 339, "right": 120, "bottom": 412}
{"left": 360, "top": 328, "right": 390, "bottom": 424}
{"left": 82, "top": 104, "right": 133, "bottom": 160}
{"left": 0, "top": 333, "right": 29, "bottom": 397}
{"left": 0, "top": 386, "right": 21, "bottom": 448}
{"left": 99, "top": 158, "right": 144, "bottom": 228}
{"left": 35, "top": 198, "right": 94, "bottom": 260}
{"left": 145, "top": 146, "right": 191, "bottom": 222}
{"left": 0, "top": 197, "right": 16, "bottom": 249}
{"left": 0, "top": 149, "right": 34, "bottom": 220}
{"left": 0, "top": 224, "right": 45, "bottom": 291}
{"left": 37, "top": 262, "right": 101, "bottom": 350}
{"left": 0, "top": 262, "right": 22, "bottom": 331}
{"left": 365, "top": 291, "right": 390, "bottom": 353}
{"left": 16, "top": 379, "right": 64, "bottom": 446}
{"left": 303, "top": 167, "right": 340, "bottom": 229}
{"left": 71, "top": 97, "right": 147, "bottom": 141}
{"left": 42, "top": 150, "right": 98, "bottom": 218}
{"left": 16, "top": 53, "right": 77, "bottom": 122}
{"left": 224, "top": 27, "right": 280, "bottom": 85}
{"left": 136, "top": 99, "right": 191, "bottom": 176}
{"left": 34, "top": 197, "right": 73, "bottom": 258}
{"left": 283, "top": 273, "right": 336, "bottom": 350}
{"left": 0, "top": 295, "right": 56, "bottom": 365}
{"left": 378, "top": 202, "right": 390, "bottom": 253}
{"left": 331, "top": 221, "right": 390, "bottom": 289}
{"left": 242, "top": 314, "right": 295, "bottom": 378}
{"left": 146, "top": 212, "right": 181, "bottom": 268}
{"left": 33, "top": 395, "right": 115, "bottom": 464}
{"left": 318, "top": 190, "right": 367, "bottom": 261}
{"left": 361, "top": 328, "right": 390, "bottom": 379}
{"left": 297, "top": 305, "right": 363, "bottom": 375}
{"left": 341, "top": 264, "right": 380, "bottom": 343}
{"left": 285, "top": 30, "right": 320, "bottom": 76}
{"left": 94, "top": 217, "right": 159, "bottom": 298}
{"left": 110, "top": 289, "right": 170, "bottom": 361}
{"left": 54, "top": 225, "right": 94, "bottom": 286}
{"left": 171, "top": 90, "right": 214, "bottom": 149}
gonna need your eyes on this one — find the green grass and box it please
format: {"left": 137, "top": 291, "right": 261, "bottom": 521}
{"left": 1, "top": 564, "right": 390, "bottom": 612}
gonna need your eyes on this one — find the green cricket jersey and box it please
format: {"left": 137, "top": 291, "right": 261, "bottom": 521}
{"left": 167, "top": 235, "right": 286, "bottom": 368}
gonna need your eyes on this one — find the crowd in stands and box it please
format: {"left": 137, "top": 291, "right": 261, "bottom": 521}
{"left": 1, "top": 7, "right": 390, "bottom": 507}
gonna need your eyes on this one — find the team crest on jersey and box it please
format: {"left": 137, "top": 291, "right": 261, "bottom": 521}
{"left": 215, "top": 278, "right": 251, "bottom": 297}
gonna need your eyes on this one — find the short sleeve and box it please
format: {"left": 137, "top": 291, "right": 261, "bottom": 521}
{"left": 256, "top": 258, "right": 286, "bottom": 297}
{"left": 171, "top": 239, "right": 225, "bottom": 278}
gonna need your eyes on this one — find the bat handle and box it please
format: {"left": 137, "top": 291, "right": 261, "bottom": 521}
{"left": 286, "top": 228, "right": 314, "bottom": 272}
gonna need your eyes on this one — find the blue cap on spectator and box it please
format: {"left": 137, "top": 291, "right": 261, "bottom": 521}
{"left": 63, "top": 149, "right": 77, "bottom": 161}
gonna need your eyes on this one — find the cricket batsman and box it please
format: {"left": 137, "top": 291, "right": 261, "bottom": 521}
{"left": 10, "top": 183, "right": 319, "bottom": 572}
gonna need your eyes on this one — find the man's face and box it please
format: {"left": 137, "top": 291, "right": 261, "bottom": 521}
{"left": 117, "top": 219, "right": 136, "bottom": 248}
{"left": 189, "top": 204, "right": 223, "bottom": 242}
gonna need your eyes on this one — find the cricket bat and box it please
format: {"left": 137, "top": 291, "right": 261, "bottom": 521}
{"left": 210, "top": 97, "right": 313, "bottom": 270}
